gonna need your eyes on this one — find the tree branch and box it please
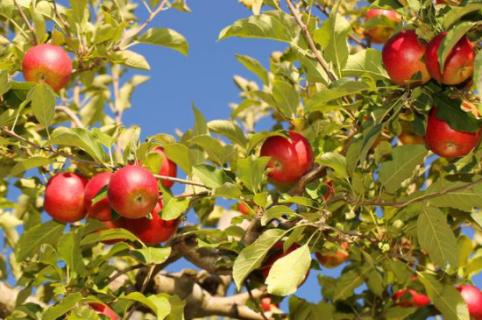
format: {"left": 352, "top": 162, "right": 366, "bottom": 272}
{"left": 288, "top": 165, "right": 326, "bottom": 195}
{"left": 0, "top": 282, "right": 45, "bottom": 318}
{"left": 13, "top": 0, "right": 37, "bottom": 44}
{"left": 55, "top": 106, "right": 84, "bottom": 128}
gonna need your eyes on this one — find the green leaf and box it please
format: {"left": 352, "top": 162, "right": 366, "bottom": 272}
{"left": 219, "top": 10, "right": 298, "bottom": 43}
{"left": 271, "top": 78, "right": 299, "bottom": 118}
{"left": 164, "top": 143, "right": 192, "bottom": 174}
{"left": 138, "top": 28, "right": 189, "bottom": 55}
{"left": 113, "top": 50, "right": 150, "bottom": 70}
{"left": 43, "top": 293, "right": 83, "bottom": 320}
{"left": 161, "top": 196, "right": 189, "bottom": 220}
{"left": 16, "top": 220, "right": 64, "bottom": 261}
{"left": 474, "top": 50, "right": 482, "bottom": 105}
{"left": 0, "top": 70, "right": 11, "bottom": 96}
{"left": 442, "top": 3, "right": 482, "bottom": 29}
{"left": 333, "top": 269, "right": 364, "bottom": 301}
{"left": 438, "top": 22, "right": 475, "bottom": 72}
{"left": 214, "top": 183, "right": 242, "bottom": 199}
{"left": 192, "top": 164, "right": 230, "bottom": 189}
{"left": 80, "top": 228, "right": 139, "bottom": 246}
{"left": 433, "top": 97, "right": 482, "bottom": 133}
{"left": 48, "top": 127, "right": 106, "bottom": 163}
{"left": 342, "top": 48, "right": 389, "bottom": 80}
{"left": 236, "top": 54, "right": 269, "bottom": 84}
{"left": 192, "top": 105, "right": 208, "bottom": 136}
{"left": 29, "top": 83, "right": 55, "bottom": 128}
{"left": 9, "top": 156, "right": 53, "bottom": 177}
{"left": 235, "top": 156, "right": 270, "bottom": 192}
{"left": 118, "top": 75, "right": 150, "bottom": 112}
{"left": 417, "top": 206, "right": 458, "bottom": 269}
{"left": 120, "top": 292, "right": 170, "bottom": 320}
{"left": 233, "top": 228, "right": 284, "bottom": 289}
{"left": 419, "top": 273, "right": 469, "bottom": 320}
{"left": 69, "top": 0, "right": 88, "bottom": 24}
{"left": 318, "top": 152, "right": 347, "bottom": 179}
{"left": 379, "top": 145, "right": 427, "bottom": 193}
{"left": 207, "top": 120, "right": 248, "bottom": 146}
{"left": 266, "top": 245, "right": 311, "bottom": 296}
{"left": 190, "top": 135, "right": 232, "bottom": 165}
{"left": 425, "top": 177, "right": 482, "bottom": 212}
{"left": 289, "top": 297, "right": 334, "bottom": 320}
{"left": 58, "top": 232, "right": 87, "bottom": 277}
{"left": 132, "top": 247, "right": 171, "bottom": 265}
{"left": 262, "top": 205, "right": 297, "bottom": 225}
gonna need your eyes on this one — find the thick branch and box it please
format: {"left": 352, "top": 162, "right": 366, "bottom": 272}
{"left": 0, "top": 282, "right": 45, "bottom": 318}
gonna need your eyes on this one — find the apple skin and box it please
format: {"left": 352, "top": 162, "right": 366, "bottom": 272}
{"left": 316, "top": 242, "right": 349, "bottom": 268}
{"left": 426, "top": 32, "right": 475, "bottom": 85}
{"left": 238, "top": 202, "right": 250, "bottom": 215}
{"left": 118, "top": 199, "right": 179, "bottom": 245}
{"left": 393, "top": 289, "right": 430, "bottom": 307}
{"left": 152, "top": 147, "right": 177, "bottom": 188}
{"left": 89, "top": 303, "right": 119, "bottom": 320}
{"left": 44, "top": 172, "right": 87, "bottom": 223}
{"left": 364, "top": 9, "right": 401, "bottom": 43}
{"left": 22, "top": 44, "right": 72, "bottom": 92}
{"left": 425, "top": 107, "right": 482, "bottom": 158}
{"left": 107, "top": 165, "right": 159, "bottom": 219}
{"left": 382, "top": 30, "right": 431, "bottom": 86}
{"left": 260, "top": 131, "right": 313, "bottom": 185}
{"left": 84, "top": 172, "right": 113, "bottom": 221}
{"left": 260, "top": 296, "right": 278, "bottom": 312}
{"left": 458, "top": 285, "right": 482, "bottom": 320}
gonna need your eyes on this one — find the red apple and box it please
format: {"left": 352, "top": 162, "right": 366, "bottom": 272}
{"left": 425, "top": 107, "right": 481, "bottom": 158}
{"left": 260, "top": 131, "right": 313, "bottom": 185}
{"left": 118, "top": 199, "right": 179, "bottom": 245}
{"left": 151, "top": 147, "right": 177, "bottom": 188}
{"left": 316, "top": 242, "right": 349, "bottom": 268}
{"left": 84, "top": 172, "right": 113, "bottom": 221}
{"left": 44, "top": 172, "right": 87, "bottom": 223}
{"left": 22, "top": 44, "right": 72, "bottom": 92}
{"left": 107, "top": 165, "right": 159, "bottom": 219}
{"left": 364, "top": 9, "right": 401, "bottom": 43}
{"left": 458, "top": 285, "right": 482, "bottom": 320}
{"left": 425, "top": 32, "right": 475, "bottom": 85}
{"left": 89, "top": 303, "right": 119, "bottom": 320}
{"left": 393, "top": 289, "right": 430, "bottom": 307}
{"left": 238, "top": 202, "right": 250, "bottom": 215}
{"left": 260, "top": 296, "right": 278, "bottom": 312}
{"left": 382, "top": 30, "right": 431, "bottom": 86}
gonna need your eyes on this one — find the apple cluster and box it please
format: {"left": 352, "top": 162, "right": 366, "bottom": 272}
{"left": 43, "top": 147, "right": 179, "bottom": 246}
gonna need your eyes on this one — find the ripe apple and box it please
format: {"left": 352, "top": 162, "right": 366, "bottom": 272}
{"left": 22, "top": 44, "right": 72, "bottom": 92}
{"left": 458, "top": 284, "right": 482, "bottom": 320}
{"left": 382, "top": 30, "right": 431, "bottom": 86}
{"left": 260, "top": 296, "right": 278, "bottom": 312}
{"left": 260, "top": 131, "right": 313, "bottom": 185}
{"left": 151, "top": 147, "right": 177, "bottom": 188}
{"left": 426, "top": 33, "right": 475, "bottom": 85}
{"left": 425, "top": 107, "right": 482, "bottom": 158}
{"left": 238, "top": 202, "right": 250, "bottom": 215}
{"left": 261, "top": 242, "right": 302, "bottom": 278}
{"left": 89, "top": 303, "right": 119, "bottom": 320}
{"left": 364, "top": 8, "right": 401, "bottom": 43}
{"left": 118, "top": 199, "right": 179, "bottom": 245}
{"left": 393, "top": 289, "right": 430, "bottom": 307}
{"left": 399, "top": 120, "right": 425, "bottom": 145}
{"left": 316, "top": 242, "right": 349, "bottom": 268}
{"left": 107, "top": 165, "right": 159, "bottom": 219}
{"left": 84, "top": 172, "right": 113, "bottom": 221}
{"left": 44, "top": 172, "right": 87, "bottom": 223}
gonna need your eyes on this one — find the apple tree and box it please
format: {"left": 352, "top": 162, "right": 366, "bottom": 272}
{"left": 0, "top": 0, "right": 481, "bottom": 319}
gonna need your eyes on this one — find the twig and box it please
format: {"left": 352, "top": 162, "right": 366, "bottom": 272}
{"left": 245, "top": 283, "right": 269, "bottom": 320}
{"left": 153, "top": 174, "right": 211, "bottom": 189}
{"left": 111, "top": 66, "right": 123, "bottom": 125}
{"left": 288, "top": 165, "right": 326, "bottom": 195}
{"left": 107, "top": 263, "right": 144, "bottom": 285}
{"left": 124, "top": 265, "right": 156, "bottom": 320}
{"left": 55, "top": 106, "right": 84, "bottom": 128}
{"left": 285, "top": 0, "right": 337, "bottom": 82}
{"left": 13, "top": 0, "right": 38, "bottom": 44}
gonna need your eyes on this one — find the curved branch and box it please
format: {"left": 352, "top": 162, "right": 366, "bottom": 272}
{"left": 55, "top": 106, "right": 84, "bottom": 128}
{"left": 288, "top": 165, "right": 326, "bottom": 195}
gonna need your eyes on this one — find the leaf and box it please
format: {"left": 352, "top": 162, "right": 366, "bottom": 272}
{"left": 289, "top": 296, "right": 334, "bottom": 320}
{"left": 419, "top": 273, "right": 469, "bottom": 320}
{"left": 58, "top": 232, "right": 87, "bottom": 277}
{"left": 9, "top": 157, "right": 53, "bottom": 177}
{"left": 425, "top": 177, "right": 482, "bottom": 212}
{"left": 117, "top": 75, "right": 150, "bottom": 112}
{"left": 438, "top": 22, "right": 475, "bottom": 72}
{"left": 218, "top": 10, "right": 298, "bottom": 43}
{"left": 29, "top": 83, "right": 55, "bottom": 128}
{"left": 80, "top": 228, "right": 139, "bottom": 246}
{"left": 236, "top": 54, "right": 269, "bottom": 84}
{"left": 474, "top": 50, "right": 482, "bottom": 105}
{"left": 161, "top": 197, "right": 189, "bottom": 220}
{"left": 192, "top": 165, "right": 230, "bottom": 189}
{"left": 132, "top": 247, "right": 171, "bottom": 265}
{"left": 417, "top": 206, "right": 458, "bottom": 269}
{"left": 333, "top": 269, "right": 364, "bottom": 301}
{"left": 342, "top": 48, "right": 389, "bottom": 80}
{"left": 16, "top": 221, "right": 64, "bottom": 261}
{"left": 69, "top": 0, "right": 88, "bottom": 24}
{"left": 271, "top": 78, "right": 299, "bottom": 118}
{"left": 190, "top": 135, "right": 232, "bottom": 165}
{"left": 442, "top": 3, "right": 482, "bottom": 29}
{"left": 318, "top": 152, "right": 347, "bottom": 179}
{"left": 0, "top": 70, "right": 11, "bottom": 96}
{"left": 43, "top": 293, "right": 83, "bottom": 320}
{"left": 48, "top": 127, "right": 106, "bottom": 163}
{"left": 379, "top": 145, "right": 427, "bottom": 193}
{"left": 138, "top": 28, "right": 189, "bottom": 55}
{"left": 306, "top": 80, "right": 371, "bottom": 112}
{"left": 120, "top": 292, "right": 170, "bottom": 320}
{"left": 113, "top": 50, "right": 150, "bottom": 70}
{"left": 164, "top": 143, "right": 192, "bottom": 174}
{"left": 235, "top": 156, "right": 270, "bottom": 192}
{"left": 207, "top": 120, "right": 248, "bottom": 146}
{"left": 266, "top": 245, "right": 311, "bottom": 296}
{"left": 233, "top": 228, "right": 284, "bottom": 289}
{"left": 433, "top": 97, "right": 482, "bottom": 133}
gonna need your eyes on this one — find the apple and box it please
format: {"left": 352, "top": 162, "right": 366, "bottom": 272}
{"left": 425, "top": 32, "right": 475, "bottom": 85}
{"left": 316, "top": 242, "right": 349, "bottom": 268}
{"left": 118, "top": 199, "right": 179, "bottom": 245}
{"left": 260, "top": 131, "right": 313, "bottom": 185}
{"left": 107, "top": 165, "right": 159, "bottom": 219}
{"left": 84, "top": 172, "right": 113, "bottom": 221}
{"left": 382, "top": 30, "right": 431, "bottom": 86}
{"left": 238, "top": 202, "right": 250, "bottom": 215}
{"left": 44, "top": 172, "right": 87, "bottom": 223}
{"left": 22, "top": 44, "right": 72, "bottom": 92}
{"left": 398, "top": 121, "right": 425, "bottom": 145}
{"left": 89, "top": 303, "right": 119, "bottom": 320}
{"left": 393, "top": 289, "right": 430, "bottom": 307}
{"left": 364, "top": 8, "right": 401, "bottom": 43}
{"left": 260, "top": 296, "right": 278, "bottom": 312}
{"left": 458, "top": 285, "right": 482, "bottom": 320}
{"left": 151, "top": 147, "right": 177, "bottom": 188}
{"left": 425, "top": 107, "right": 482, "bottom": 158}
{"left": 261, "top": 242, "right": 302, "bottom": 278}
